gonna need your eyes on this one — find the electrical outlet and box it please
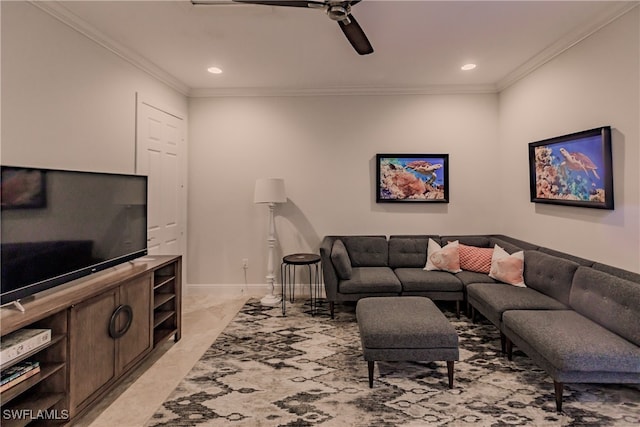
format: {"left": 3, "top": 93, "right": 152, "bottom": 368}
{"left": 242, "top": 258, "right": 249, "bottom": 269}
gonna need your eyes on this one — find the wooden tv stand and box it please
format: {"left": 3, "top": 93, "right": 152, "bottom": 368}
{"left": 0, "top": 255, "right": 181, "bottom": 426}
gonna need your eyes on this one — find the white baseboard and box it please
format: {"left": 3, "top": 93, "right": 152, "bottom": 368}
{"left": 185, "top": 283, "right": 324, "bottom": 299}
{"left": 185, "top": 283, "right": 264, "bottom": 297}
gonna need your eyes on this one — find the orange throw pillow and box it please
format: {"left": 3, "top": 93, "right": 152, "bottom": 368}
{"left": 459, "top": 244, "right": 493, "bottom": 274}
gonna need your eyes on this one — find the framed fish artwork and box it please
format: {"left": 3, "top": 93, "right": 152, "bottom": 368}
{"left": 528, "top": 126, "right": 614, "bottom": 210}
{"left": 376, "top": 154, "right": 449, "bottom": 203}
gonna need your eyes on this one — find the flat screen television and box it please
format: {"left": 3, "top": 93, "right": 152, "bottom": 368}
{"left": 528, "top": 126, "right": 614, "bottom": 210}
{"left": 1, "top": 166, "right": 148, "bottom": 306}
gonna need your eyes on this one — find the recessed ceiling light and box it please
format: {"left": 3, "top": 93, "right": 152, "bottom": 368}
{"left": 461, "top": 63, "right": 477, "bottom": 71}
{"left": 207, "top": 66, "right": 223, "bottom": 74}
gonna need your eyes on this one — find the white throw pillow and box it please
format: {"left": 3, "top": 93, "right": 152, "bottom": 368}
{"left": 489, "top": 244, "right": 526, "bottom": 287}
{"left": 424, "top": 238, "right": 462, "bottom": 273}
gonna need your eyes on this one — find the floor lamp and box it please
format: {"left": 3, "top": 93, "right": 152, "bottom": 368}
{"left": 254, "top": 178, "right": 287, "bottom": 306}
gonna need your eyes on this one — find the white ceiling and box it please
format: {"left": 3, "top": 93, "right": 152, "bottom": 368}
{"left": 41, "top": 0, "right": 638, "bottom": 96}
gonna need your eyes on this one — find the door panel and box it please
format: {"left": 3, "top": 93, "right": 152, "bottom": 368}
{"left": 146, "top": 148, "right": 163, "bottom": 254}
{"left": 136, "top": 99, "right": 185, "bottom": 257}
{"left": 162, "top": 150, "right": 179, "bottom": 252}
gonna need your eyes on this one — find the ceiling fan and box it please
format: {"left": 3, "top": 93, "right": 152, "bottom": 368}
{"left": 192, "top": 0, "right": 374, "bottom": 55}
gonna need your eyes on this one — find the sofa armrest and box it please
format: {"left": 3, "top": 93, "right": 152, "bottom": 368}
{"left": 320, "top": 236, "right": 339, "bottom": 301}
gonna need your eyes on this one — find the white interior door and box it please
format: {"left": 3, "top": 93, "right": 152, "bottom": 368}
{"left": 136, "top": 98, "right": 185, "bottom": 257}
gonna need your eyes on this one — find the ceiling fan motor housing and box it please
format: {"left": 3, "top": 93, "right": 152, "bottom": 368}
{"left": 326, "top": 2, "right": 351, "bottom": 21}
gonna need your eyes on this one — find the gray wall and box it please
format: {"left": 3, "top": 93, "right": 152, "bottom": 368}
{"left": 1, "top": 1, "right": 187, "bottom": 173}
{"left": 187, "top": 94, "right": 499, "bottom": 284}
{"left": 498, "top": 7, "right": 640, "bottom": 272}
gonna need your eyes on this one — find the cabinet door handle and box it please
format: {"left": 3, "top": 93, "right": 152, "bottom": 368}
{"left": 109, "top": 304, "right": 133, "bottom": 339}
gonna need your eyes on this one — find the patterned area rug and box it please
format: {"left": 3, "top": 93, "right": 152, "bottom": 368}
{"left": 147, "top": 299, "right": 640, "bottom": 426}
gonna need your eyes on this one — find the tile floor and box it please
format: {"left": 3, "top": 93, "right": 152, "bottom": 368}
{"left": 75, "top": 293, "right": 252, "bottom": 427}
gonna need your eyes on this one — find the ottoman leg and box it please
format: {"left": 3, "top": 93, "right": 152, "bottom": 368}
{"left": 446, "top": 361, "right": 455, "bottom": 389}
{"left": 368, "top": 361, "right": 375, "bottom": 388}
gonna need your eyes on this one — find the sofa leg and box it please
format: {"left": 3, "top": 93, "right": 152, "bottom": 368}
{"left": 446, "top": 361, "right": 455, "bottom": 389}
{"left": 471, "top": 306, "right": 476, "bottom": 323}
{"left": 505, "top": 337, "right": 513, "bottom": 361}
{"left": 368, "top": 361, "right": 375, "bottom": 388}
{"left": 466, "top": 301, "right": 471, "bottom": 318}
{"left": 455, "top": 301, "right": 460, "bottom": 319}
{"left": 330, "top": 301, "right": 335, "bottom": 319}
{"left": 554, "top": 381, "right": 564, "bottom": 412}
{"left": 500, "top": 333, "right": 506, "bottom": 354}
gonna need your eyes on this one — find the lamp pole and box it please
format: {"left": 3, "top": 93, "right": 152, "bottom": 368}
{"left": 254, "top": 178, "right": 286, "bottom": 307}
{"left": 261, "top": 201, "right": 280, "bottom": 306}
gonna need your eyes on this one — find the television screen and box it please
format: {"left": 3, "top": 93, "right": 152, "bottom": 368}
{"left": 1, "top": 166, "right": 148, "bottom": 305}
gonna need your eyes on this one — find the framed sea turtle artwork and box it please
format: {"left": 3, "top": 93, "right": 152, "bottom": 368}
{"left": 528, "top": 126, "right": 614, "bottom": 210}
{"left": 376, "top": 154, "right": 449, "bottom": 203}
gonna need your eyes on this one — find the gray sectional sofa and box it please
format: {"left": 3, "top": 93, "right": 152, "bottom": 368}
{"left": 319, "top": 234, "right": 640, "bottom": 411}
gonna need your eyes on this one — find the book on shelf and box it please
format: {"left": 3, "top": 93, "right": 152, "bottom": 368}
{"left": 1, "top": 360, "right": 41, "bottom": 385}
{"left": 0, "top": 362, "right": 41, "bottom": 393}
{"left": 0, "top": 329, "right": 51, "bottom": 366}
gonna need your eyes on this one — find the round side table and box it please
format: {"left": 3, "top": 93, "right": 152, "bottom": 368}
{"left": 280, "top": 253, "right": 322, "bottom": 316}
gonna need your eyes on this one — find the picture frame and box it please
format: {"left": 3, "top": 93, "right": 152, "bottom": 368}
{"left": 1, "top": 166, "right": 47, "bottom": 209}
{"left": 528, "top": 126, "right": 613, "bottom": 210}
{"left": 376, "top": 154, "right": 449, "bottom": 203}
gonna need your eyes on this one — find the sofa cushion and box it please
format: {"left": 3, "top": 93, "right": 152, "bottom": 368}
{"left": 489, "top": 245, "right": 525, "bottom": 287}
{"left": 341, "top": 236, "right": 389, "bottom": 267}
{"left": 331, "top": 239, "right": 352, "bottom": 280}
{"left": 490, "top": 235, "right": 540, "bottom": 251}
{"left": 441, "top": 235, "right": 491, "bottom": 248}
{"left": 388, "top": 235, "right": 432, "bottom": 268}
{"left": 592, "top": 262, "right": 640, "bottom": 282}
{"left": 523, "top": 251, "right": 579, "bottom": 306}
{"left": 467, "top": 282, "right": 567, "bottom": 327}
{"left": 394, "top": 268, "right": 463, "bottom": 292}
{"left": 425, "top": 239, "right": 461, "bottom": 273}
{"left": 454, "top": 270, "right": 496, "bottom": 286}
{"left": 570, "top": 267, "right": 640, "bottom": 347}
{"left": 338, "top": 267, "right": 401, "bottom": 294}
{"left": 459, "top": 244, "right": 493, "bottom": 273}
{"left": 503, "top": 310, "right": 640, "bottom": 375}
{"left": 488, "top": 237, "right": 523, "bottom": 255}
{"left": 538, "top": 247, "right": 594, "bottom": 266}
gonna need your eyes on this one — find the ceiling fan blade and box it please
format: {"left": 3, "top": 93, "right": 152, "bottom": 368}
{"left": 338, "top": 14, "right": 373, "bottom": 55}
{"left": 230, "top": 0, "right": 325, "bottom": 7}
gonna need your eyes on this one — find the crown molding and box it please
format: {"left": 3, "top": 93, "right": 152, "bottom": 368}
{"left": 188, "top": 84, "right": 499, "bottom": 98}
{"left": 496, "top": 2, "right": 639, "bottom": 92}
{"left": 30, "top": 1, "right": 190, "bottom": 96}
{"left": 29, "top": 1, "right": 639, "bottom": 99}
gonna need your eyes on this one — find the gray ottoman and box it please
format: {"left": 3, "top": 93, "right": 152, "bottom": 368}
{"left": 356, "top": 296, "right": 459, "bottom": 388}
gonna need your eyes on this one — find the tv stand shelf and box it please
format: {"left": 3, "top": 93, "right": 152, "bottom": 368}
{"left": 0, "top": 335, "right": 65, "bottom": 372}
{"left": 0, "top": 255, "right": 181, "bottom": 426}
{"left": 1, "top": 362, "right": 65, "bottom": 405}
{"left": 2, "top": 393, "right": 66, "bottom": 427}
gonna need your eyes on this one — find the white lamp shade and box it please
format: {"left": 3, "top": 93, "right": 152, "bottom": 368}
{"left": 254, "top": 178, "right": 286, "bottom": 204}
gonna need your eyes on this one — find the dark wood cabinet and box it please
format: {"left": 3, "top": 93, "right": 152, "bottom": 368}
{"left": 69, "top": 289, "right": 118, "bottom": 414}
{"left": 0, "top": 256, "right": 181, "bottom": 426}
{"left": 118, "top": 275, "right": 153, "bottom": 373}
{"left": 68, "top": 274, "right": 153, "bottom": 416}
